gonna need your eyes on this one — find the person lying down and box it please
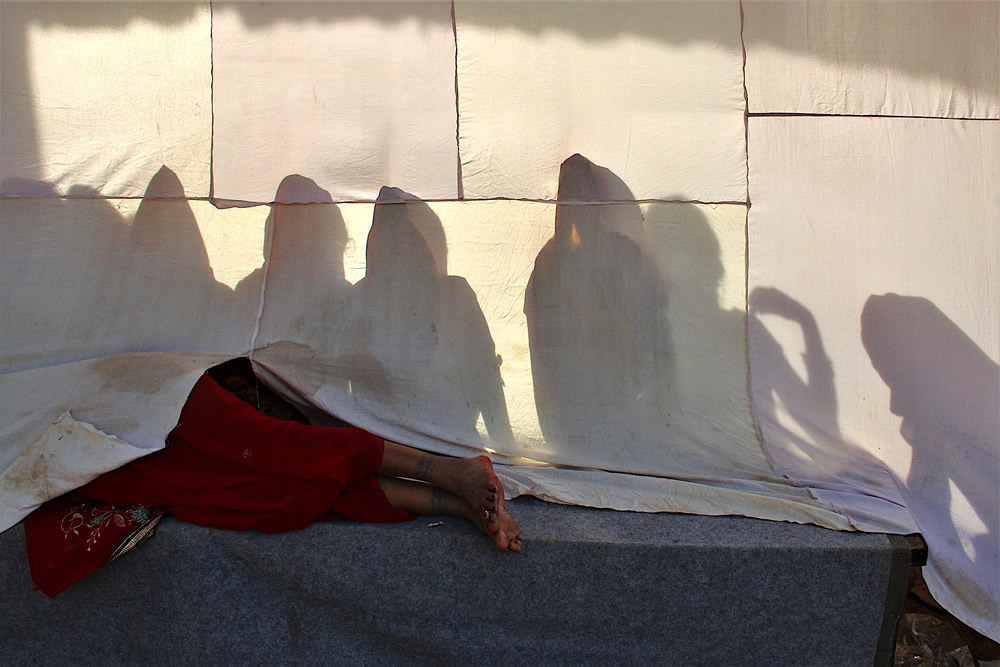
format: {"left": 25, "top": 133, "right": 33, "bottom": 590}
{"left": 87, "top": 370, "right": 522, "bottom": 549}
{"left": 24, "top": 362, "right": 521, "bottom": 596}
{"left": 41, "top": 363, "right": 522, "bottom": 556}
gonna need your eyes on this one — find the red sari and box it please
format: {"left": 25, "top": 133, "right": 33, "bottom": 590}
{"left": 25, "top": 373, "right": 413, "bottom": 595}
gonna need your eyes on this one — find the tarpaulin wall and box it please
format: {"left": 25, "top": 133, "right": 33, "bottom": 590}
{"left": 1, "top": 1, "right": 997, "bottom": 639}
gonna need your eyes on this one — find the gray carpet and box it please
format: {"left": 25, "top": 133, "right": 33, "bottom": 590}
{"left": 0, "top": 498, "right": 908, "bottom": 665}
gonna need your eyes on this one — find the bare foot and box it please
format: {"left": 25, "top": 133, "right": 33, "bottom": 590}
{"left": 473, "top": 498, "right": 522, "bottom": 552}
{"left": 495, "top": 493, "right": 523, "bottom": 552}
{"left": 440, "top": 455, "right": 501, "bottom": 522}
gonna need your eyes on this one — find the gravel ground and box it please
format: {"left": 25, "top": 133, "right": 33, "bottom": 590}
{"left": 894, "top": 567, "right": 999, "bottom": 666}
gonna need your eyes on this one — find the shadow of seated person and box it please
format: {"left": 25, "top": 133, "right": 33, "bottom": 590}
{"left": 0, "top": 178, "right": 133, "bottom": 369}
{"left": 749, "top": 286, "right": 901, "bottom": 496}
{"left": 320, "top": 187, "right": 514, "bottom": 449}
{"left": 862, "top": 293, "right": 999, "bottom": 624}
{"left": 525, "top": 155, "right": 674, "bottom": 470}
{"left": 238, "top": 174, "right": 351, "bottom": 351}
{"left": 122, "top": 166, "right": 243, "bottom": 353}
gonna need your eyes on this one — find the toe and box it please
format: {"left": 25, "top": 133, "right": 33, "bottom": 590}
{"left": 494, "top": 530, "right": 509, "bottom": 551}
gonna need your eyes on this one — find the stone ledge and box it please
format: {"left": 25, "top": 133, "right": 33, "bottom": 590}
{"left": 0, "top": 498, "right": 908, "bottom": 665}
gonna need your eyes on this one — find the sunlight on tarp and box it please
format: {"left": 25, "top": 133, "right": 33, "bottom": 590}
{"left": 1, "top": 0, "right": 997, "bottom": 643}
{"left": 2, "top": 3, "right": 211, "bottom": 196}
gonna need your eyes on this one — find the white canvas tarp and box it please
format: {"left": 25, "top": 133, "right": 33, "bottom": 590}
{"left": 748, "top": 116, "right": 999, "bottom": 633}
{"left": 2, "top": 1, "right": 997, "bottom": 640}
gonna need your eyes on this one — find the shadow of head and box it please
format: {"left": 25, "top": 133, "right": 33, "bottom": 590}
{"left": 555, "top": 154, "right": 645, "bottom": 247}
{"left": 366, "top": 185, "right": 446, "bottom": 281}
{"left": 265, "top": 175, "right": 347, "bottom": 266}
{"left": 861, "top": 293, "right": 998, "bottom": 436}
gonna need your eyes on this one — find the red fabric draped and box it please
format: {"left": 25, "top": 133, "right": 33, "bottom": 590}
{"left": 25, "top": 373, "right": 414, "bottom": 595}
{"left": 79, "top": 373, "right": 414, "bottom": 530}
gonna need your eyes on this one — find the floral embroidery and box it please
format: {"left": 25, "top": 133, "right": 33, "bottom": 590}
{"left": 128, "top": 505, "right": 151, "bottom": 523}
{"left": 60, "top": 500, "right": 156, "bottom": 552}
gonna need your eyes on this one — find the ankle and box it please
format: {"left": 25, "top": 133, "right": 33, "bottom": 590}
{"left": 433, "top": 456, "right": 462, "bottom": 491}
